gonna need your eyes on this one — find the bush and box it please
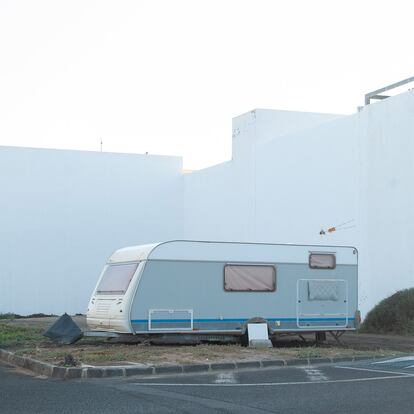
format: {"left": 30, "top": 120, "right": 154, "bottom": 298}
{"left": 361, "top": 288, "right": 414, "bottom": 335}
{"left": 0, "top": 313, "right": 56, "bottom": 320}
{"left": 0, "top": 313, "right": 19, "bottom": 320}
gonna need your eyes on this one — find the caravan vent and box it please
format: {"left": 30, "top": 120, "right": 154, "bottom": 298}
{"left": 95, "top": 299, "right": 114, "bottom": 316}
{"left": 148, "top": 309, "right": 193, "bottom": 331}
{"left": 308, "top": 280, "right": 339, "bottom": 301}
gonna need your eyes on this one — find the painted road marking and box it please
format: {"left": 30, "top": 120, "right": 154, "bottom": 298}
{"left": 214, "top": 372, "right": 237, "bottom": 384}
{"left": 133, "top": 374, "right": 413, "bottom": 387}
{"left": 373, "top": 356, "right": 414, "bottom": 365}
{"left": 334, "top": 365, "right": 414, "bottom": 377}
{"left": 303, "top": 367, "right": 328, "bottom": 382}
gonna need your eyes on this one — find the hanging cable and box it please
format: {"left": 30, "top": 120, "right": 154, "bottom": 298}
{"left": 320, "top": 219, "right": 355, "bottom": 236}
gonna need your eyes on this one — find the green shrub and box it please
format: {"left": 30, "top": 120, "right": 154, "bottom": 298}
{"left": 361, "top": 288, "right": 414, "bottom": 335}
{"left": 0, "top": 313, "right": 58, "bottom": 320}
{"left": 0, "top": 313, "right": 19, "bottom": 320}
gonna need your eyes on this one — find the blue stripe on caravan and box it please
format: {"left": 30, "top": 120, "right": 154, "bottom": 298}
{"left": 131, "top": 317, "right": 355, "bottom": 323}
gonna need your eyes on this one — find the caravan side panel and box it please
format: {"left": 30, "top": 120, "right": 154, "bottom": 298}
{"left": 129, "top": 258, "right": 357, "bottom": 334}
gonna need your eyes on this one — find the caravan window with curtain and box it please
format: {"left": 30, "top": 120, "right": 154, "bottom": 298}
{"left": 309, "top": 253, "right": 336, "bottom": 269}
{"left": 224, "top": 264, "right": 276, "bottom": 292}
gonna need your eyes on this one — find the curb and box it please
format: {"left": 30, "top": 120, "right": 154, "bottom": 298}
{"left": 0, "top": 348, "right": 379, "bottom": 380}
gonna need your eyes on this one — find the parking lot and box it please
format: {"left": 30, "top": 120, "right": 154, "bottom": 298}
{"left": 2, "top": 356, "right": 414, "bottom": 413}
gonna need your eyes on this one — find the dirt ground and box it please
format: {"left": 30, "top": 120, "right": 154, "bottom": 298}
{"left": 328, "top": 331, "right": 414, "bottom": 352}
{"left": 10, "top": 315, "right": 414, "bottom": 351}
{"left": 9, "top": 315, "right": 88, "bottom": 331}
{"left": 4, "top": 316, "right": 414, "bottom": 367}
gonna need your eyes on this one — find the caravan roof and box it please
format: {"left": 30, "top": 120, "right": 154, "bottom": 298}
{"left": 107, "top": 240, "right": 357, "bottom": 265}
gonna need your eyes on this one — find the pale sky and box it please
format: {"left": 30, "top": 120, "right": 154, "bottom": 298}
{"left": 1, "top": 0, "right": 414, "bottom": 169}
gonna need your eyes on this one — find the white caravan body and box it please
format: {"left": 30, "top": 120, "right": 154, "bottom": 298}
{"left": 86, "top": 240, "right": 359, "bottom": 335}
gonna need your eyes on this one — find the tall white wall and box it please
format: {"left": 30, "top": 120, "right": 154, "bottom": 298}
{"left": 185, "top": 109, "right": 358, "bottom": 246}
{"left": 252, "top": 115, "right": 359, "bottom": 245}
{"left": 358, "top": 91, "right": 414, "bottom": 312}
{"left": 232, "top": 108, "right": 344, "bottom": 161}
{"left": 184, "top": 111, "right": 361, "bottom": 291}
{"left": 0, "top": 147, "right": 183, "bottom": 315}
{"left": 184, "top": 161, "right": 252, "bottom": 241}
{"left": 185, "top": 109, "right": 347, "bottom": 242}
{"left": 3, "top": 91, "right": 414, "bottom": 317}
{"left": 185, "top": 92, "right": 414, "bottom": 315}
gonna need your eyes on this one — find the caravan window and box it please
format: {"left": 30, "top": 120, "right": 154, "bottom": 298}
{"left": 309, "top": 253, "right": 336, "bottom": 269}
{"left": 96, "top": 263, "right": 139, "bottom": 294}
{"left": 224, "top": 264, "right": 276, "bottom": 292}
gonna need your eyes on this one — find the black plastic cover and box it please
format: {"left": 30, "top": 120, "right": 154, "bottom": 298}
{"left": 43, "top": 313, "right": 83, "bottom": 344}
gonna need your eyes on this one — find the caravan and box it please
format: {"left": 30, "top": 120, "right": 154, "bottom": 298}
{"left": 86, "top": 240, "right": 359, "bottom": 340}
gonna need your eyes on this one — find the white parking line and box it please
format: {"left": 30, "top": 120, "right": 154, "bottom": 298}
{"left": 373, "top": 356, "right": 414, "bottom": 364}
{"left": 133, "top": 374, "right": 413, "bottom": 387}
{"left": 334, "top": 365, "right": 414, "bottom": 377}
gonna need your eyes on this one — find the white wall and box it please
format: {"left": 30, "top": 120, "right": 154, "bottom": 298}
{"left": 185, "top": 109, "right": 358, "bottom": 246}
{"left": 185, "top": 109, "right": 346, "bottom": 242}
{"left": 184, "top": 160, "right": 252, "bottom": 241}
{"left": 185, "top": 92, "right": 414, "bottom": 315}
{"left": 252, "top": 115, "right": 359, "bottom": 244}
{"left": 3, "top": 91, "right": 414, "bottom": 317}
{"left": 358, "top": 91, "right": 414, "bottom": 312}
{"left": 184, "top": 111, "right": 362, "bottom": 303}
{"left": 232, "top": 108, "right": 343, "bottom": 161}
{"left": 0, "top": 147, "right": 183, "bottom": 314}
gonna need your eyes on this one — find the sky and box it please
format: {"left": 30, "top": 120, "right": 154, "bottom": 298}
{"left": 1, "top": 0, "right": 414, "bottom": 170}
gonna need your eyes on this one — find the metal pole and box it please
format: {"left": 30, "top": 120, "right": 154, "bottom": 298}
{"left": 365, "top": 76, "right": 414, "bottom": 105}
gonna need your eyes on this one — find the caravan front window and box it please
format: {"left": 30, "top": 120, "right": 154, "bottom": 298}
{"left": 96, "top": 263, "right": 139, "bottom": 294}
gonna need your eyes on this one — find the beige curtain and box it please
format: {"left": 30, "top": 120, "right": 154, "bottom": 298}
{"left": 224, "top": 265, "right": 275, "bottom": 291}
{"left": 309, "top": 254, "right": 336, "bottom": 269}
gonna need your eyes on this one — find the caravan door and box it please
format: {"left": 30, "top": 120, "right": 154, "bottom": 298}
{"left": 296, "top": 279, "right": 348, "bottom": 329}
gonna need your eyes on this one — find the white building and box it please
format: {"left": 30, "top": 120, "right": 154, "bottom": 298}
{"left": 1, "top": 89, "right": 414, "bottom": 316}
{"left": 0, "top": 148, "right": 183, "bottom": 314}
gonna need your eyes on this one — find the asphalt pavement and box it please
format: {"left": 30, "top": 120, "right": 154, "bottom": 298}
{"left": 2, "top": 357, "right": 414, "bottom": 413}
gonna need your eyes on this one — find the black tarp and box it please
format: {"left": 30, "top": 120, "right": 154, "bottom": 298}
{"left": 43, "top": 313, "right": 83, "bottom": 344}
